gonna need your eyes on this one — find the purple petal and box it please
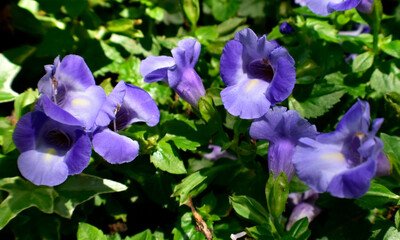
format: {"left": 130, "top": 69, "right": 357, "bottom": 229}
{"left": 234, "top": 28, "right": 259, "bottom": 53}
{"left": 37, "top": 95, "right": 82, "bottom": 127}
{"left": 375, "top": 151, "right": 391, "bottom": 177}
{"left": 304, "top": 0, "right": 337, "bottom": 16}
{"left": 356, "top": 0, "right": 373, "bottom": 13}
{"left": 249, "top": 107, "right": 317, "bottom": 143}
{"left": 96, "top": 80, "right": 127, "bottom": 127}
{"left": 119, "top": 82, "right": 160, "bottom": 127}
{"left": 293, "top": 137, "right": 349, "bottom": 193}
{"left": 220, "top": 40, "right": 245, "bottom": 86}
{"left": 140, "top": 55, "right": 175, "bottom": 83}
{"left": 176, "top": 38, "right": 201, "bottom": 68}
{"left": 13, "top": 111, "right": 46, "bottom": 152}
{"left": 279, "top": 22, "right": 295, "bottom": 34}
{"left": 64, "top": 130, "right": 92, "bottom": 175}
{"left": 203, "top": 144, "right": 237, "bottom": 161}
{"left": 55, "top": 54, "right": 95, "bottom": 91}
{"left": 327, "top": 157, "right": 376, "bottom": 198}
{"left": 92, "top": 128, "right": 139, "bottom": 164}
{"left": 220, "top": 77, "right": 271, "bottom": 119}
{"left": 18, "top": 149, "right": 69, "bottom": 186}
{"left": 268, "top": 140, "right": 297, "bottom": 181}
{"left": 329, "top": 0, "right": 362, "bottom": 12}
{"left": 62, "top": 85, "right": 107, "bottom": 129}
{"left": 286, "top": 203, "right": 321, "bottom": 231}
{"left": 38, "top": 56, "right": 60, "bottom": 96}
{"left": 336, "top": 99, "right": 370, "bottom": 135}
{"left": 168, "top": 67, "right": 205, "bottom": 107}
{"left": 266, "top": 47, "right": 296, "bottom": 106}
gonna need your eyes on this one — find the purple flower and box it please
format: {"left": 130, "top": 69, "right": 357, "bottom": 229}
{"left": 286, "top": 189, "right": 321, "bottom": 230}
{"left": 140, "top": 38, "right": 206, "bottom": 107}
{"left": 304, "top": 0, "right": 362, "bottom": 16}
{"left": 292, "top": 100, "right": 390, "bottom": 198}
{"left": 295, "top": 0, "right": 307, "bottom": 7}
{"left": 203, "top": 144, "right": 237, "bottom": 161}
{"left": 12, "top": 110, "right": 92, "bottom": 186}
{"left": 279, "top": 22, "right": 295, "bottom": 34}
{"left": 356, "top": 0, "right": 374, "bottom": 13}
{"left": 249, "top": 107, "right": 317, "bottom": 181}
{"left": 220, "top": 28, "right": 296, "bottom": 119}
{"left": 37, "top": 55, "right": 106, "bottom": 129}
{"left": 92, "top": 80, "right": 160, "bottom": 164}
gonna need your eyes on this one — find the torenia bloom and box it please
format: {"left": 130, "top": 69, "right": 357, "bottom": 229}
{"left": 304, "top": 0, "right": 362, "bottom": 16}
{"left": 292, "top": 100, "right": 390, "bottom": 198}
{"left": 220, "top": 28, "right": 296, "bottom": 119}
{"left": 356, "top": 0, "right": 374, "bottom": 14}
{"left": 93, "top": 80, "right": 160, "bottom": 164}
{"left": 249, "top": 107, "right": 317, "bottom": 180}
{"left": 286, "top": 189, "right": 321, "bottom": 230}
{"left": 140, "top": 39, "right": 206, "bottom": 107}
{"left": 37, "top": 55, "right": 106, "bottom": 129}
{"left": 13, "top": 111, "right": 92, "bottom": 186}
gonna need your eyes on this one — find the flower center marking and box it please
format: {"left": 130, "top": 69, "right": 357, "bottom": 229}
{"left": 71, "top": 98, "right": 91, "bottom": 107}
{"left": 245, "top": 79, "right": 259, "bottom": 93}
{"left": 45, "top": 148, "right": 57, "bottom": 162}
{"left": 321, "top": 152, "right": 346, "bottom": 163}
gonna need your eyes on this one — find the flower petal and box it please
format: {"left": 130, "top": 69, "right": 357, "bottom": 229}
{"left": 293, "top": 137, "right": 349, "bottom": 193}
{"left": 64, "top": 130, "right": 92, "bottom": 175}
{"left": 96, "top": 80, "right": 127, "bottom": 127}
{"left": 221, "top": 77, "right": 271, "bottom": 119}
{"left": 37, "top": 95, "right": 82, "bottom": 127}
{"left": 93, "top": 128, "right": 139, "bottom": 164}
{"left": 121, "top": 83, "right": 160, "bottom": 127}
{"left": 176, "top": 38, "right": 201, "bottom": 67}
{"left": 266, "top": 47, "right": 296, "bottom": 106}
{"left": 328, "top": 0, "right": 362, "bottom": 12}
{"left": 13, "top": 111, "right": 46, "bottom": 152}
{"left": 18, "top": 149, "right": 69, "bottom": 186}
{"left": 63, "top": 85, "right": 107, "bottom": 129}
{"left": 336, "top": 99, "right": 370, "bottom": 134}
{"left": 140, "top": 55, "right": 175, "bottom": 83}
{"left": 305, "top": 0, "right": 338, "bottom": 16}
{"left": 286, "top": 203, "right": 321, "bottom": 231}
{"left": 375, "top": 151, "right": 391, "bottom": 177}
{"left": 220, "top": 40, "right": 245, "bottom": 86}
{"left": 268, "top": 140, "right": 297, "bottom": 181}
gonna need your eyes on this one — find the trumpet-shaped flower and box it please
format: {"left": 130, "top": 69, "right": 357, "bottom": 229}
{"left": 140, "top": 38, "right": 205, "bottom": 107}
{"left": 93, "top": 80, "right": 160, "bottom": 164}
{"left": 220, "top": 28, "right": 296, "bottom": 119}
{"left": 37, "top": 55, "right": 106, "bottom": 129}
{"left": 304, "top": 0, "right": 366, "bottom": 16}
{"left": 292, "top": 100, "right": 390, "bottom": 198}
{"left": 356, "top": 0, "right": 374, "bottom": 13}
{"left": 249, "top": 107, "right": 317, "bottom": 180}
{"left": 286, "top": 189, "right": 321, "bottom": 230}
{"left": 13, "top": 111, "right": 92, "bottom": 186}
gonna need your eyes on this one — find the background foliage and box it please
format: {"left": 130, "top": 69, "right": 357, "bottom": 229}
{"left": 2, "top": 0, "right": 400, "bottom": 239}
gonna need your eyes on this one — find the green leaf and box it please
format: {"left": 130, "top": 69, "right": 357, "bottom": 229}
{"left": 381, "top": 40, "right": 400, "bottom": 58}
{"left": 211, "top": 0, "right": 240, "bottom": 22}
{"left": 0, "top": 177, "right": 56, "bottom": 230}
{"left": 370, "top": 67, "right": 400, "bottom": 97}
{"left": 289, "top": 79, "right": 346, "bottom": 118}
{"left": 106, "top": 19, "right": 135, "bottom": 32}
{"left": 198, "top": 96, "right": 219, "bottom": 124}
{"left": 0, "top": 54, "right": 20, "bottom": 103}
{"left": 217, "top": 17, "right": 246, "bottom": 36}
{"left": 163, "top": 134, "right": 200, "bottom": 151}
{"left": 230, "top": 195, "right": 269, "bottom": 225}
{"left": 63, "top": 0, "right": 87, "bottom": 16}
{"left": 305, "top": 18, "right": 338, "bottom": 43}
{"left": 77, "top": 222, "right": 107, "bottom": 240}
{"left": 284, "top": 217, "right": 311, "bottom": 240}
{"left": 150, "top": 139, "right": 187, "bottom": 174}
{"left": 146, "top": 7, "right": 165, "bottom": 22}
{"left": 128, "top": 229, "right": 153, "bottom": 240}
{"left": 182, "top": 0, "right": 200, "bottom": 27}
{"left": 13, "top": 88, "right": 38, "bottom": 119}
{"left": 381, "top": 133, "right": 400, "bottom": 177}
{"left": 267, "top": 25, "right": 284, "bottom": 40}
{"left": 195, "top": 26, "right": 219, "bottom": 43}
{"left": 53, "top": 174, "right": 127, "bottom": 218}
{"left": 396, "top": 210, "right": 400, "bottom": 230}
{"left": 265, "top": 172, "right": 289, "bottom": 219}
{"left": 325, "top": 71, "right": 366, "bottom": 98}
{"left": 246, "top": 224, "right": 275, "bottom": 239}
{"left": 355, "top": 182, "right": 400, "bottom": 209}
{"left": 352, "top": 51, "right": 374, "bottom": 72}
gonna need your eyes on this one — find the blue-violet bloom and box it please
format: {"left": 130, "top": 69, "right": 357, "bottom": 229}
{"left": 286, "top": 189, "right": 321, "bottom": 230}
{"left": 140, "top": 38, "right": 206, "bottom": 107}
{"left": 92, "top": 80, "right": 160, "bottom": 164}
{"left": 249, "top": 107, "right": 317, "bottom": 180}
{"left": 279, "top": 22, "right": 295, "bottom": 34}
{"left": 304, "top": 0, "right": 362, "bottom": 16}
{"left": 37, "top": 55, "right": 106, "bottom": 129}
{"left": 13, "top": 110, "right": 92, "bottom": 186}
{"left": 357, "top": 0, "right": 374, "bottom": 14}
{"left": 203, "top": 144, "right": 237, "bottom": 161}
{"left": 220, "top": 28, "right": 296, "bottom": 119}
{"left": 292, "top": 100, "right": 391, "bottom": 198}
